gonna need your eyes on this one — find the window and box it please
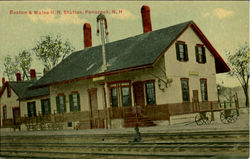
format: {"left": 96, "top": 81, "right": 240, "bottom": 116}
{"left": 109, "top": 81, "right": 132, "bottom": 107}
{"left": 41, "top": 99, "right": 51, "bottom": 115}
{"left": 56, "top": 95, "right": 66, "bottom": 113}
{"left": 181, "top": 78, "right": 190, "bottom": 102}
{"left": 7, "top": 84, "right": 11, "bottom": 98}
{"left": 69, "top": 93, "right": 80, "bottom": 112}
{"left": 121, "top": 87, "right": 131, "bottom": 107}
{"left": 145, "top": 82, "right": 156, "bottom": 105}
{"left": 111, "top": 87, "right": 118, "bottom": 107}
{"left": 176, "top": 42, "right": 188, "bottom": 61}
{"left": 195, "top": 45, "right": 206, "bottom": 63}
{"left": 200, "top": 79, "right": 208, "bottom": 101}
{"left": 3, "top": 106, "right": 7, "bottom": 120}
{"left": 27, "top": 102, "right": 36, "bottom": 117}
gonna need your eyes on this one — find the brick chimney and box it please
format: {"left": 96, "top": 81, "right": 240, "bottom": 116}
{"left": 16, "top": 72, "right": 21, "bottom": 81}
{"left": 83, "top": 23, "right": 92, "bottom": 48}
{"left": 2, "top": 77, "right": 5, "bottom": 86}
{"left": 141, "top": 5, "right": 152, "bottom": 33}
{"left": 30, "top": 69, "right": 36, "bottom": 80}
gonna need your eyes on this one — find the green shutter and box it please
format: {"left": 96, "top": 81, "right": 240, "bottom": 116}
{"left": 33, "top": 102, "right": 37, "bottom": 116}
{"left": 77, "top": 93, "right": 80, "bottom": 111}
{"left": 63, "top": 95, "right": 66, "bottom": 112}
{"left": 41, "top": 100, "right": 45, "bottom": 115}
{"left": 27, "top": 103, "right": 31, "bottom": 117}
{"left": 202, "top": 47, "right": 206, "bottom": 63}
{"left": 175, "top": 43, "right": 180, "bottom": 61}
{"left": 69, "top": 94, "right": 73, "bottom": 112}
{"left": 56, "top": 96, "right": 60, "bottom": 113}
{"left": 48, "top": 98, "right": 51, "bottom": 114}
{"left": 184, "top": 44, "right": 188, "bottom": 61}
{"left": 195, "top": 46, "right": 199, "bottom": 62}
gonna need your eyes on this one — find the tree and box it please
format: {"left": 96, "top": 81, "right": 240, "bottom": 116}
{"left": 3, "top": 50, "right": 32, "bottom": 81}
{"left": 15, "top": 50, "right": 32, "bottom": 80}
{"left": 3, "top": 55, "right": 19, "bottom": 81}
{"left": 32, "top": 35, "right": 74, "bottom": 71}
{"left": 227, "top": 42, "right": 249, "bottom": 107}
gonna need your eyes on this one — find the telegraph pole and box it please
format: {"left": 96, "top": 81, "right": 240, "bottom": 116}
{"left": 96, "top": 13, "right": 111, "bottom": 129}
{"left": 97, "top": 13, "right": 109, "bottom": 72}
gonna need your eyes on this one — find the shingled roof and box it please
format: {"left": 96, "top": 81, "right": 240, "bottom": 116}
{"left": 31, "top": 20, "right": 230, "bottom": 88}
{"left": 0, "top": 81, "right": 49, "bottom": 100}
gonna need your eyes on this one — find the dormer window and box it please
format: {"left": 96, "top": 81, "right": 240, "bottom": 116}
{"left": 3, "top": 105, "right": 7, "bottom": 120}
{"left": 195, "top": 44, "right": 206, "bottom": 63}
{"left": 7, "top": 84, "right": 11, "bottom": 98}
{"left": 176, "top": 41, "right": 188, "bottom": 62}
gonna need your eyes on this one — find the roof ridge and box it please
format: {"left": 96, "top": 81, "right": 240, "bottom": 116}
{"left": 74, "top": 20, "right": 193, "bottom": 53}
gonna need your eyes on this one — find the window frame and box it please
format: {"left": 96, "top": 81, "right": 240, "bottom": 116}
{"left": 175, "top": 41, "right": 189, "bottom": 62}
{"left": 41, "top": 98, "right": 51, "bottom": 116}
{"left": 2, "top": 105, "right": 7, "bottom": 120}
{"left": 56, "top": 94, "right": 66, "bottom": 114}
{"left": 110, "top": 87, "right": 118, "bottom": 107}
{"left": 121, "top": 86, "right": 132, "bottom": 107}
{"left": 145, "top": 80, "right": 156, "bottom": 105}
{"left": 108, "top": 81, "right": 132, "bottom": 107}
{"left": 180, "top": 78, "right": 190, "bottom": 102}
{"left": 7, "top": 84, "right": 11, "bottom": 98}
{"left": 69, "top": 92, "right": 80, "bottom": 112}
{"left": 195, "top": 44, "right": 206, "bottom": 64}
{"left": 200, "top": 78, "right": 208, "bottom": 101}
{"left": 27, "top": 101, "right": 36, "bottom": 117}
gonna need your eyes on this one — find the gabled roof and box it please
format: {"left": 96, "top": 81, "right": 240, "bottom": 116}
{"left": 0, "top": 81, "right": 49, "bottom": 100}
{"left": 31, "top": 21, "right": 230, "bottom": 88}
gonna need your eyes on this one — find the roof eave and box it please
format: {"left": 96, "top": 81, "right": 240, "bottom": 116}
{"left": 31, "top": 64, "right": 153, "bottom": 89}
{"left": 19, "top": 94, "right": 50, "bottom": 101}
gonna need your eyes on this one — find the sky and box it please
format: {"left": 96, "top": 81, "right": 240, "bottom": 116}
{"left": 0, "top": 1, "right": 249, "bottom": 87}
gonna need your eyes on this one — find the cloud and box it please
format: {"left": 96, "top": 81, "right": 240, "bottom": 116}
{"left": 213, "top": 8, "right": 234, "bottom": 19}
{"left": 110, "top": 9, "right": 139, "bottom": 20}
{"left": 28, "top": 8, "right": 88, "bottom": 24}
{"left": 202, "top": 12, "right": 210, "bottom": 17}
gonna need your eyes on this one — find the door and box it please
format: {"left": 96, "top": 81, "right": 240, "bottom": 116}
{"left": 192, "top": 90, "right": 199, "bottom": 112}
{"left": 133, "top": 81, "right": 145, "bottom": 107}
{"left": 88, "top": 88, "right": 99, "bottom": 128}
{"left": 13, "top": 107, "right": 21, "bottom": 125}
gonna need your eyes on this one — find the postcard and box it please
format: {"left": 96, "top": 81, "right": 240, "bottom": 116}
{"left": 0, "top": 1, "right": 249, "bottom": 159}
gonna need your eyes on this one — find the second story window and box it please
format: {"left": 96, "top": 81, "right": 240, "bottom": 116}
{"left": 176, "top": 42, "right": 188, "bottom": 62}
{"left": 27, "top": 101, "right": 36, "bottom": 117}
{"left": 69, "top": 93, "right": 80, "bottom": 112}
{"left": 7, "top": 85, "right": 11, "bottom": 98}
{"left": 195, "top": 45, "right": 206, "bottom": 63}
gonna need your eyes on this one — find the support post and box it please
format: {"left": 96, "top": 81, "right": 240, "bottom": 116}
{"left": 104, "top": 82, "right": 111, "bottom": 129}
{"left": 210, "top": 102, "right": 214, "bottom": 121}
{"left": 235, "top": 93, "right": 240, "bottom": 116}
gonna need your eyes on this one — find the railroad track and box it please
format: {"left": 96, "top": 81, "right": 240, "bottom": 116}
{"left": 0, "top": 150, "right": 218, "bottom": 159}
{"left": 0, "top": 130, "right": 249, "bottom": 159}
